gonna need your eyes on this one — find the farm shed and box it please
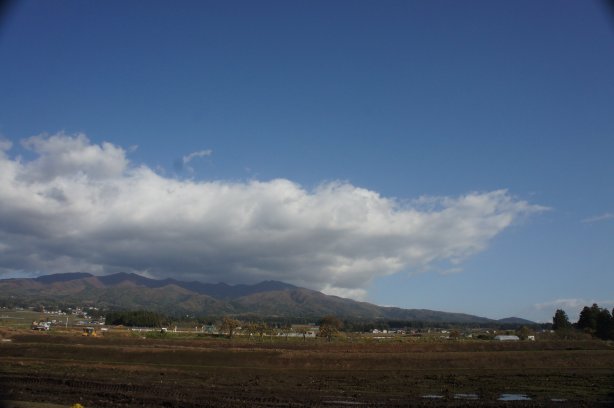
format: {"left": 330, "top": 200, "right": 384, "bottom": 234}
{"left": 494, "top": 335, "right": 520, "bottom": 341}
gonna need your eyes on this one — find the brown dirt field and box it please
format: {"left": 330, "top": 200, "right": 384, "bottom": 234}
{"left": 1, "top": 330, "right": 613, "bottom": 407}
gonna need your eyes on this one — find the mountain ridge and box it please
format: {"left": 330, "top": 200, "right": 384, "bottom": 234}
{"left": 0, "top": 272, "right": 534, "bottom": 324}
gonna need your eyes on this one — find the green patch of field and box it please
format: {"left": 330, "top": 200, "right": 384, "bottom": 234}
{"left": 0, "top": 310, "right": 43, "bottom": 329}
{"left": 0, "top": 310, "right": 82, "bottom": 331}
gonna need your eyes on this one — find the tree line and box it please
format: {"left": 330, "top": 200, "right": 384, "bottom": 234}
{"left": 100, "top": 311, "right": 343, "bottom": 341}
{"left": 552, "top": 303, "right": 614, "bottom": 340}
{"left": 105, "top": 310, "right": 167, "bottom": 327}
{"left": 217, "top": 315, "right": 342, "bottom": 341}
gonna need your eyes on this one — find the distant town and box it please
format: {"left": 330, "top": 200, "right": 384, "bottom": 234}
{"left": 3, "top": 304, "right": 557, "bottom": 343}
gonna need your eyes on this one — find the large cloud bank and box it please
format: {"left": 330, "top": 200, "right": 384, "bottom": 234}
{"left": 0, "top": 133, "right": 545, "bottom": 298}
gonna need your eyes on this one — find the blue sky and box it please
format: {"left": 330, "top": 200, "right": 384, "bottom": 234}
{"left": 0, "top": 0, "right": 613, "bottom": 322}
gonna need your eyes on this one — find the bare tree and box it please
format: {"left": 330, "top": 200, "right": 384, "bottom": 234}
{"left": 318, "top": 316, "right": 342, "bottom": 342}
{"left": 244, "top": 322, "right": 257, "bottom": 340}
{"left": 255, "top": 322, "right": 268, "bottom": 341}
{"left": 219, "top": 316, "right": 241, "bottom": 339}
{"left": 296, "top": 326, "right": 309, "bottom": 342}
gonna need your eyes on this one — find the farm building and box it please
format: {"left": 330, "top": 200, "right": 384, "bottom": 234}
{"left": 494, "top": 335, "right": 520, "bottom": 341}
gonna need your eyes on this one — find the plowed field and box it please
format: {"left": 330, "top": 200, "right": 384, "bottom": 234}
{"left": 1, "top": 331, "right": 613, "bottom": 407}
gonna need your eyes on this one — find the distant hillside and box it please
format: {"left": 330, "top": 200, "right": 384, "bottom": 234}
{"left": 35, "top": 272, "right": 92, "bottom": 284}
{"left": 0, "top": 272, "right": 534, "bottom": 324}
{"left": 497, "top": 317, "right": 536, "bottom": 325}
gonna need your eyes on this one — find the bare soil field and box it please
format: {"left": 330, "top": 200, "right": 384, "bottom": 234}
{"left": 1, "top": 329, "right": 613, "bottom": 407}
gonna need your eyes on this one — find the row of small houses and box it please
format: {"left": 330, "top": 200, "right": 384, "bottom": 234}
{"left": 34, "top": 321, "right": 533, "bottom": 341}
{"left": 134, "top": 324, "right": 320, "bottom": 338}
{"left": 370, "top": 329, "right": 535, "bottom": 341}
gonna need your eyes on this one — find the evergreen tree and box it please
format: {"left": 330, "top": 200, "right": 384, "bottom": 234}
{"left": 595, "top": 308, "right": 614, "bottom": 340}
{"left": 577, "top": 305, "right": 597, "bottom": 333}
{"left": 105, "top": 310, "right": 163, "bottom": 327}
{"left": 552, "top": 309, "right": 571, "bottom": 331}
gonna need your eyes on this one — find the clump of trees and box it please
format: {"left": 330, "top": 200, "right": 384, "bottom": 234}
{"left": 243, "top": 322, "right": 271, "bottom": 341}
{"left": 105, "top": 310, "right": 166, "bottom": 327}
{"left": 218, "top": 316, "right": 241, "bottom": 338}
{"left": 576, "top": 304, "right": 614, "bottom": 340}
{"left": 552, "top": 304, "right": 614, "bottom": 341}
{"left": 318, "top": 315, "right": 342, "bottom": 341}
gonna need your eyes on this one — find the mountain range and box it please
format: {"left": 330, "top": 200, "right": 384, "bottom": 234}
{"left": 0, "top": 272, "right": 535, "bottom": 324}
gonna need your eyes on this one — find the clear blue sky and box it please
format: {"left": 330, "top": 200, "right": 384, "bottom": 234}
{"left": 1, "top": 0, "right": 613, "bottom": 322}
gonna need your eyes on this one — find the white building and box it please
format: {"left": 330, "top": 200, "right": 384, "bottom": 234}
{"left": 494, "top": 335, "right": 520, "bottom": 341}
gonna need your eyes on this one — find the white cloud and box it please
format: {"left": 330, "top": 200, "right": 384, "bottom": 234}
{"left": 321, "top": 286, "right": 369, "bottom": 300}
{"left": 183, "top": 149, "right": 212, "bottom": 165}
{"left": 19, "top": 132, "right": 127, "bottom": 182}
{"left": 582, "top": 212, "right": 614, "bottom": 223}
{"left": 534, "top": 298, "right": 589, "bottom": 311}
{"left": 174, "top": 149, "right": 212, "bottom": 173}
{"left": 0, "top": 133, "right": 547, "bottom": 297}
{"left": 0, "top": 139, "right": 12, "bottom": 152}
